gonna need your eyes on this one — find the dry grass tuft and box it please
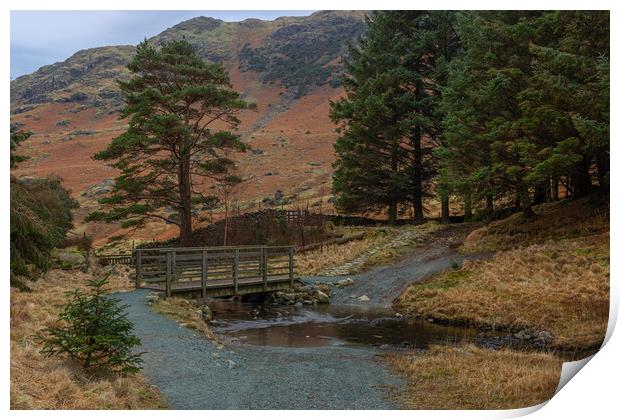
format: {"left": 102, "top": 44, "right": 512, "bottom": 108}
{"left": 398, "top": 232, "right": 609, "bottom": 350}
{"left": 295, "top": 228, "right": 393, "bottom": 275}
{"left": 463, "top": 198, "right": 609, "bottom": 253}
{"left": 11, "top": 268, "right": 167, "bottom": 409}
{"left": 296, "top": 223, "right": 443, "bottom": 275}
{"left": 385, "top": 344, "right": 562, "bottom": 409}
{"left": 150, "top": 297, "right": 218, "bottom": 341}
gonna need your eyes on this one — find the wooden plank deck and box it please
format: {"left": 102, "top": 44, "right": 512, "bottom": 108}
{"left": 143, "top": 276, "right": 301, "bottom": 298}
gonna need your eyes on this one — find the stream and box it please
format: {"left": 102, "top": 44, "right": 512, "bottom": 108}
{"left": 207, "top": 299, "right": 481, "bottom": 350}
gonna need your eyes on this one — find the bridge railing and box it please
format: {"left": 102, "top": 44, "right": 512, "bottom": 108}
{"left": 134, "top": 245, "right": 295, "bottom": 297}
{"left": 98, "top": 253, "right": 134, "bottom": 266}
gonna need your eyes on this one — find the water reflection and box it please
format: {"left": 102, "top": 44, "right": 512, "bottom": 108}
{"left": 207, "top": 300, "right": 476, "bottom": 349}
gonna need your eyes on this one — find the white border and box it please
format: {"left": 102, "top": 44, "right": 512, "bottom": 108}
{"left": 3, "top": 1, "right": 618, "bottom": 419}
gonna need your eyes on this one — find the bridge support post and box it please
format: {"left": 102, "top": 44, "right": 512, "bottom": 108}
{"left": 135, "top": 249, "right": 142, "bottom": 289}
{"left": 288, "top": 246, "right": 294, "bottom": 288}
{"left": 262, "top": 247, "right": 268, "bottom": 291}
{"left": 201, "top": 250, "right": 208, "bottom": 299}
{"left": 233, "top": 249, "right": 239, "bottom": 295}
{"left": 165, "top": 252, "right": 172, "bottom": 298}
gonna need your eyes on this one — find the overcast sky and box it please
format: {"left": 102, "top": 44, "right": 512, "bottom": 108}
{"left": 10, "top": 10, "right": 315, "bottom": 79}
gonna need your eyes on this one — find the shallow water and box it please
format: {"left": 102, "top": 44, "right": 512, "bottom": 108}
{"left": 208, "top": 300, "right": 477, "bottom": 349}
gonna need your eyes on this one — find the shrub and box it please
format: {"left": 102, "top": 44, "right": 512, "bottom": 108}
{"left": 10, "top": 176, "right": 79, "bottom": 287}
{"left": 61, "top": 233, "right": 93, "bottom": 253}
{"left": 39, "top": 277, "right": 143, "bottom": 374}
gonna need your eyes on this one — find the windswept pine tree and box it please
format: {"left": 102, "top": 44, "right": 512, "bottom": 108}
{"left": 87, "top": 40, "right": 253, "bottom": 245}
{"left": 331, "top": 11, "right": 459, "bottom": 224}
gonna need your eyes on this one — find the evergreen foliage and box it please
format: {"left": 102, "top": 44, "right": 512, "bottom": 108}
{"left": 10, "top": 127, "right": 78, "bottom": 288}
{"left": 440, "top": 11, "right": 609, "bottom": 215}
{"left": 334, "top": 11, "right": 609, "bottom": 222}
{"left": 86, "top": 39, "right": 252, "bottom": 245}
{"left": 39, "top": 277, "right": 143, "bottom": 374}
{"left": 330, "top": 11, "right": 459, "bottom": 224}
{"left": 10, "top": 127, "right": 31, "bottom": 168}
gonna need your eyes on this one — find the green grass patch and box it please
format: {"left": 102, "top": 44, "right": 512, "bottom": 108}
{"left": 417, "top": 269, "right": 472, "bottom": 291}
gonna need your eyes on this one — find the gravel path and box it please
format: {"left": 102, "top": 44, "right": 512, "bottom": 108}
{"left": 116, "top": 224, "right": 481, "bottom": 409}
{"left": 117, "top": 289, "right": 403, "bottom": 409}
{"left": 304, "top": 225, "right": 484, "bottom": 308}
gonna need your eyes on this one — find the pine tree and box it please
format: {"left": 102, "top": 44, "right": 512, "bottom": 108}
{"left": 86, "top": 40, "right": 252, "bottom": 245}
{"left": 10, "top": 127, "right": 30, "bottom": 168}
{"left": 40, "top": 277, "right": 143, "bottom": 374}
{"left": 10, "top": 127, "right": 78, "bottom": 288}
{"left": 330, "top": 11, "right": 459, "bottom": 224}
{"left": 441, "top": 12, "right": 545, "bottom": 217}
{"left": 330, "top": 13, "right": 412, "bottom": 224}
{"left": 521, "top": 11, "right": 609, "bottom": 198}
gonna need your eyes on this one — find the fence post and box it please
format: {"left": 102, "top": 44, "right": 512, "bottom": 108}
{"left": 135, "top": 249, "right": 142, "bottom": 289}
{"left": 288, "top": 246, "right": 294, "bottom": 287}
{"left": 262, "top": 247, "right": 268, "bottom": 291}
{"left": 233, "top": 248, "right": 239, "bottom": 295}
{"left": 165, "top": 251, "right": 172, "bottom": 298}
{"left": 201, "top": 250, "right": 208, "bottom": 299}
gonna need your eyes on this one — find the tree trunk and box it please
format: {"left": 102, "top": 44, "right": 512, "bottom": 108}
{"left": 412, "top": 124, "right": 424, "bottom": 223}
{"left": 389, "top": 141, "right": 399, "bottom": 226}
{"left": 440, "top": 195, "right": 450, "bottom": 224}
{"left": 178, "top": 155, "right": 193, "bottom": 246}
{"left": 388, "top": 200, "right": 397, "bottom": 226}
{"left": 223, "top": 191, "right": 229, "bottom": 246}
{"left": 486, "top": 193, "right": 494, "bottom": 217}
{"left": 597, "top": 151, "right": 609, "bottom": 193}
{"left": 463, "top": 193, "right": 472, "bottom": 221}
{"left": 533, "top": 183, "right": 546, "bottom": 205}
{"left": 572, "top": 157, "right": 592, "bottom": 199}
{"left": 551, "top": 176, "right": 559, "bottom": 201}
{"left": 521, "top": 186, "right": 536, "bottom": 218}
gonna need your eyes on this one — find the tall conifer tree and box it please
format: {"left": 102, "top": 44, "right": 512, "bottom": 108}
{"left": 331, "top": 11, "right": 458, "bottom": 223}
{"left": 87, "top": 40, "right": 252, "bottom": 245}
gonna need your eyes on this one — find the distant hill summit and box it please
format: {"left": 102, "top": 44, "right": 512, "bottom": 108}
{"left": 9, "top": 11, "right": 368, "bottom": 244}
{"left": 11, "top": 11, "right": 366, "bottom": 111}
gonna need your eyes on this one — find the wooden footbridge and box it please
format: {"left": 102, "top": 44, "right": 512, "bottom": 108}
{"left": 103, "top": 245, "right": 300, "bottom": 298}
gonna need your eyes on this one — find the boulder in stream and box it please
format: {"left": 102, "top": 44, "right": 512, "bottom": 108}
{"left": 316, "top": 290, "right": 330, "bottom": 304}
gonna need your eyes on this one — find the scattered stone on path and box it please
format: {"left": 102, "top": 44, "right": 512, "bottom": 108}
{"left": 336, "top": 278, "right": 355, "bottom": 288}
{"left": 227, "top": 360, "right": 237, "bottom": 369}
{"left": 198, "top": 305, "right": 213, "bottom": 322}
{"left": 357, "top": 295, "right": 370, "bottom": 302}
{"left": 145, "top": 294, "right": 160, "bottom": 305}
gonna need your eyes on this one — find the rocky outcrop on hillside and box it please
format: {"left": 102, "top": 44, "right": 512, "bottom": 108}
{"left": 10, "top": 45, "right": 135, "bottom": 109}
{"left": 10, "top": 11, "right": 367, "bottom": 113}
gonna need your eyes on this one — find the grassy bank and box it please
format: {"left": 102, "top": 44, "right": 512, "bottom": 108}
{"left": 149, "top": 297, "right": 217, "bottom": 341}
{"left": 10, "top": 268, "right": 167, "bottom": 409}
{"left": 396, "top": 198, "right": 610, "bottom": 351}
{"left": 385, "top": 345, "right": 562, "bottom": 409}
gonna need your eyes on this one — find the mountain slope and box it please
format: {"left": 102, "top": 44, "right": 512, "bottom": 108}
{"left": 9, "top": 11, "right": 366, "bottom": 244}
